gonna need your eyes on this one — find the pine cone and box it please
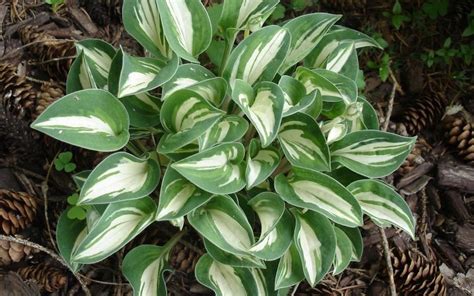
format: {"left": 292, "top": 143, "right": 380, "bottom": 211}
{"left": 0, "top": 189, "right": 38, "bottom": 235}
{"left": 17, "top": 263, "right": 67, "bottom": 293}
{"left": 398, "top": 137, "right": 431, "bottom": 175}
{"left": 391, "top": 248, "right": 447, "bottom": 296}
{"left": 0, "top": 63, "right": 64, "bottom": 122}
{"left": 398, "top": 95, "right": 447, "bottom": 136}
{"left": 0, "top": 237, "right": 35, "bottom": 266}
{"left": 319, "top": 0, "right": 366, "bottom": 11}
{"left": 19, "top": 25, "right": 75, "bottom": 81}
{"left": 442, "top": 106, "right": 474, "bottom": 165}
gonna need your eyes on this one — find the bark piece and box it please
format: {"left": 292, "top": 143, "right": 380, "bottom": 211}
{"left": 437, "top": 158, "right": 474, "bottom": 193}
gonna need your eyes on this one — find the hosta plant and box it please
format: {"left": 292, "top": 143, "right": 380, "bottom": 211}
{"left": 31, "top": 0, "right": 417, "bottom": 295}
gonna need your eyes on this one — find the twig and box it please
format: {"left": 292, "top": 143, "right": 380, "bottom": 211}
{"left": 379, "top": 67, "right": 399, "bottom": 296}
{"left": 0, "top": 234, "right": 91, "bottom": 296}
{"left": 28, "top": 55, "right": 76, "bottom": 65}
{"left": 43, "top": 152, "right": 60, "bottom": 253}
{"left": 379, "top": 228, "right": 397, "bottom": 296}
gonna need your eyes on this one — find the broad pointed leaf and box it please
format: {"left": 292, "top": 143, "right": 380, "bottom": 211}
{"left": 278, "top": 113, "right": 330, "bottom": 172}
{"left": 120, "top": 92, "right": 161, "bottom": 128}
{"left": 347, "top": 179, "right": 416, "bottom": 239}
{"left": 280, "top": 13, "right": 340, "bottom": 73}
{"left": 219, "top": 0, "right": 278, "bottom": 32}
{"left": 31, "top": 89, "right": 129, "bottom": 152}
{"left": 172, "top": 143, "right": 246, "bottom": 195}
{"left": 358, "top": 96, "right": 379, "bottom": 130}
{"left": 123, "top": 0, "right": 171, "bottom": 59}
{"left": 56, "top": 212, "right": 87, "bottom": 272}
{"left": 72, "top": 197, "right": 156, "bottom": 263}
{"left": 156, "top": 0, "right": 212, "bottom": 62}
{"left": 292, "top": 209, "right": 336, "bottom": 287}
{"left": 250, "top": 210, "right": 293, "bottom": 261}
{"left": 78, "top": 152, "right": 160, "bottom": 204}
{"left": 162, "top": 64, "right": 215, "bottom": 99}
{"left": 232, "top": 80, "right": 285, "bottom": 147}
{"left": 155, "top": 167, "right": 212, "bottom": 221}
{"left": 122, "top": 233, "right": 183, "bottom": 296}
{"left": 325, "top": 41, "right": 356, "bottom": 74}
{"left": 188, "top": 195, "right": 254, "bottom": 255}
{"left": 108, "top": 49, "right": 178, "bottom": 98}
{"left": 67, "top": 39, "right": 116, "bottom": 92}
{"left": 330, "top": 131, "right": 416, "bottom": 178}
{"left": 195, "top": 254, "right": 263, "bottom": 296}
{"left": 278, "top": 76, "right": 317, "bottom": 117}
{"left": 204, "top": 239, "right": 265, "bottom": 268}
{"left": 67, "top": 52, "right": 96, "bottom": 93}
{"left": 246, "top": 140, "right": 280, "bottom": 189}
{"left": 223, "top": 26, "right": 290, "bottom": 88}
{"left": 332, "top": 227, "right": 352, "bottom": 275}
{"left": 158, "top": 89, "right": 224, "bottom": 153}
{"left": 248, "top": 193, "right": 285, "bottom": 238}
{"left": 199, "top": 115, "right": 249, "bottom": 151}
{"left": 275, "top": 168, "right": 363, "bottom": 227}
{"left": 296, "top": 67, "right": 356, "bottom": 104}
{"left": 275, "top": 243, "right": 304, "bottom": 289}
{"left": 305, "top": 25, "right": 382, "bottom": 68}
{"left": 337, "top": 225, "right": 363, "bottom": 261}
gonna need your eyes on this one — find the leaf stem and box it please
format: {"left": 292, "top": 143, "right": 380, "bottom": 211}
{"left": 219, "top": 31, "right": 236, "bottom": 76}
{"left": 126, "top": 142, "right": 141, "bottom": 156}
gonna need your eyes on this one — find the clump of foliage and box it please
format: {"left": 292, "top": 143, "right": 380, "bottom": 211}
{"left": 31, "top": 0, "right": 416, "bottom": 294}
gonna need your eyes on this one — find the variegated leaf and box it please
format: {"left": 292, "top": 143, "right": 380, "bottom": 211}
{"left": 246, "top": 140, "right": 280, "bottom": 189}
{"left": 347, "top": 179, "right": 416, "bottom": 239}
{"left": 232, "top": 80, "right": 285, "bottom": 147}
{"left": 223, "top": 26, "right": 290, "bottom": 88}
{"left": 219, "top": 0, "right": 278, "bottom": 32}
{"left": 67, "top": 52, "right": 96, "bottom": 92}
{"left": 199, "top": 115, "right": 249, "bottom": 151}
{"left": 120, "top": 92, "right": 161, "bottom": 128}
{"left": 56, "top": 212, "right": 87, "bottom": 272}
{"left": 196, "top": 254, "right": 264, "bottom": 296}
{"left": 330, "top": 131, "right": 416, "bottom": 177}
{"left": 162, "top": 64, "right": 215, "bottom": 99}
{"left": 172, "top": 143, "right": 246, "bottom": 194}
{"left": 155, "top": 167, "right": 212, "bottom": 221}
{"left": 275, "top": 167, "right": 363, "bottom": 227}
{"left": 122, "top": 234, "right": 182, "bottom": 296}
{"left": 158, "top": 89, "right": 224, "bottom": 153}
{"left": 278, "top": 113, "right": 330, "bottom": 172}
{"left": 78, "top": 152, "right": 160, "bottom": 204}
{"left": 123, "top": 0, "right": 171, "bottom": 59}
{"left": 204, "top": 239, "right": 265, "bottom": 268}
{"left": 250, "top": 210, "right": 293, "bottom": 261}
{"left": 332, "top": 227, "right": 352, "bottom": 275}
{"left": 325, "top": 41, "right": 356, "bottom": 74}
{"left": 275, "top": 243, "right": 305, "bottom": 289}
{"left": 305, "top": 25, "right": 382, "bottom": 68}
{"left": 280, "top": 13, "right": 340, "bottom": 74}
{"left": 163, "top": 67, "right": 227, "bottom": 106}
{"left": 248, "top": 193, "right": 285, "bottom": 238}
{"left": 156, "top": 0, "right": 212, "bottom": 62}
{"left": 188, "top": 195, "right": 254, "bottom": 255}
{"left": 336, "top": 225, "right": 363, "bottom": 261}
{"left": 31, "top": 89, "right": 129, "bottom": 152}
{"left": 292, "top": 209, "right": 336, "bottom": 287}
{"left": 67, "top": 39, "right": 116, "bottom": 92}
{"left": 72, "top": 170, "right": 91, "bottom": 189}
{"left": 122, "top": 245, "right": 169, "bottom": 296}
{"left": 108, "top": 49, "right": 178, "bottom": 98}
{"left": 278, "top": 76, "right": 317, "bottom": 117}
{"left": 358, "top": 96, "right": 379, "bottom": 130}
{"left": 296, "top": 67, "right": 357, "bottom": 104}
{"left": 72, "top": 197, "right": 156, "bottom": 263}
